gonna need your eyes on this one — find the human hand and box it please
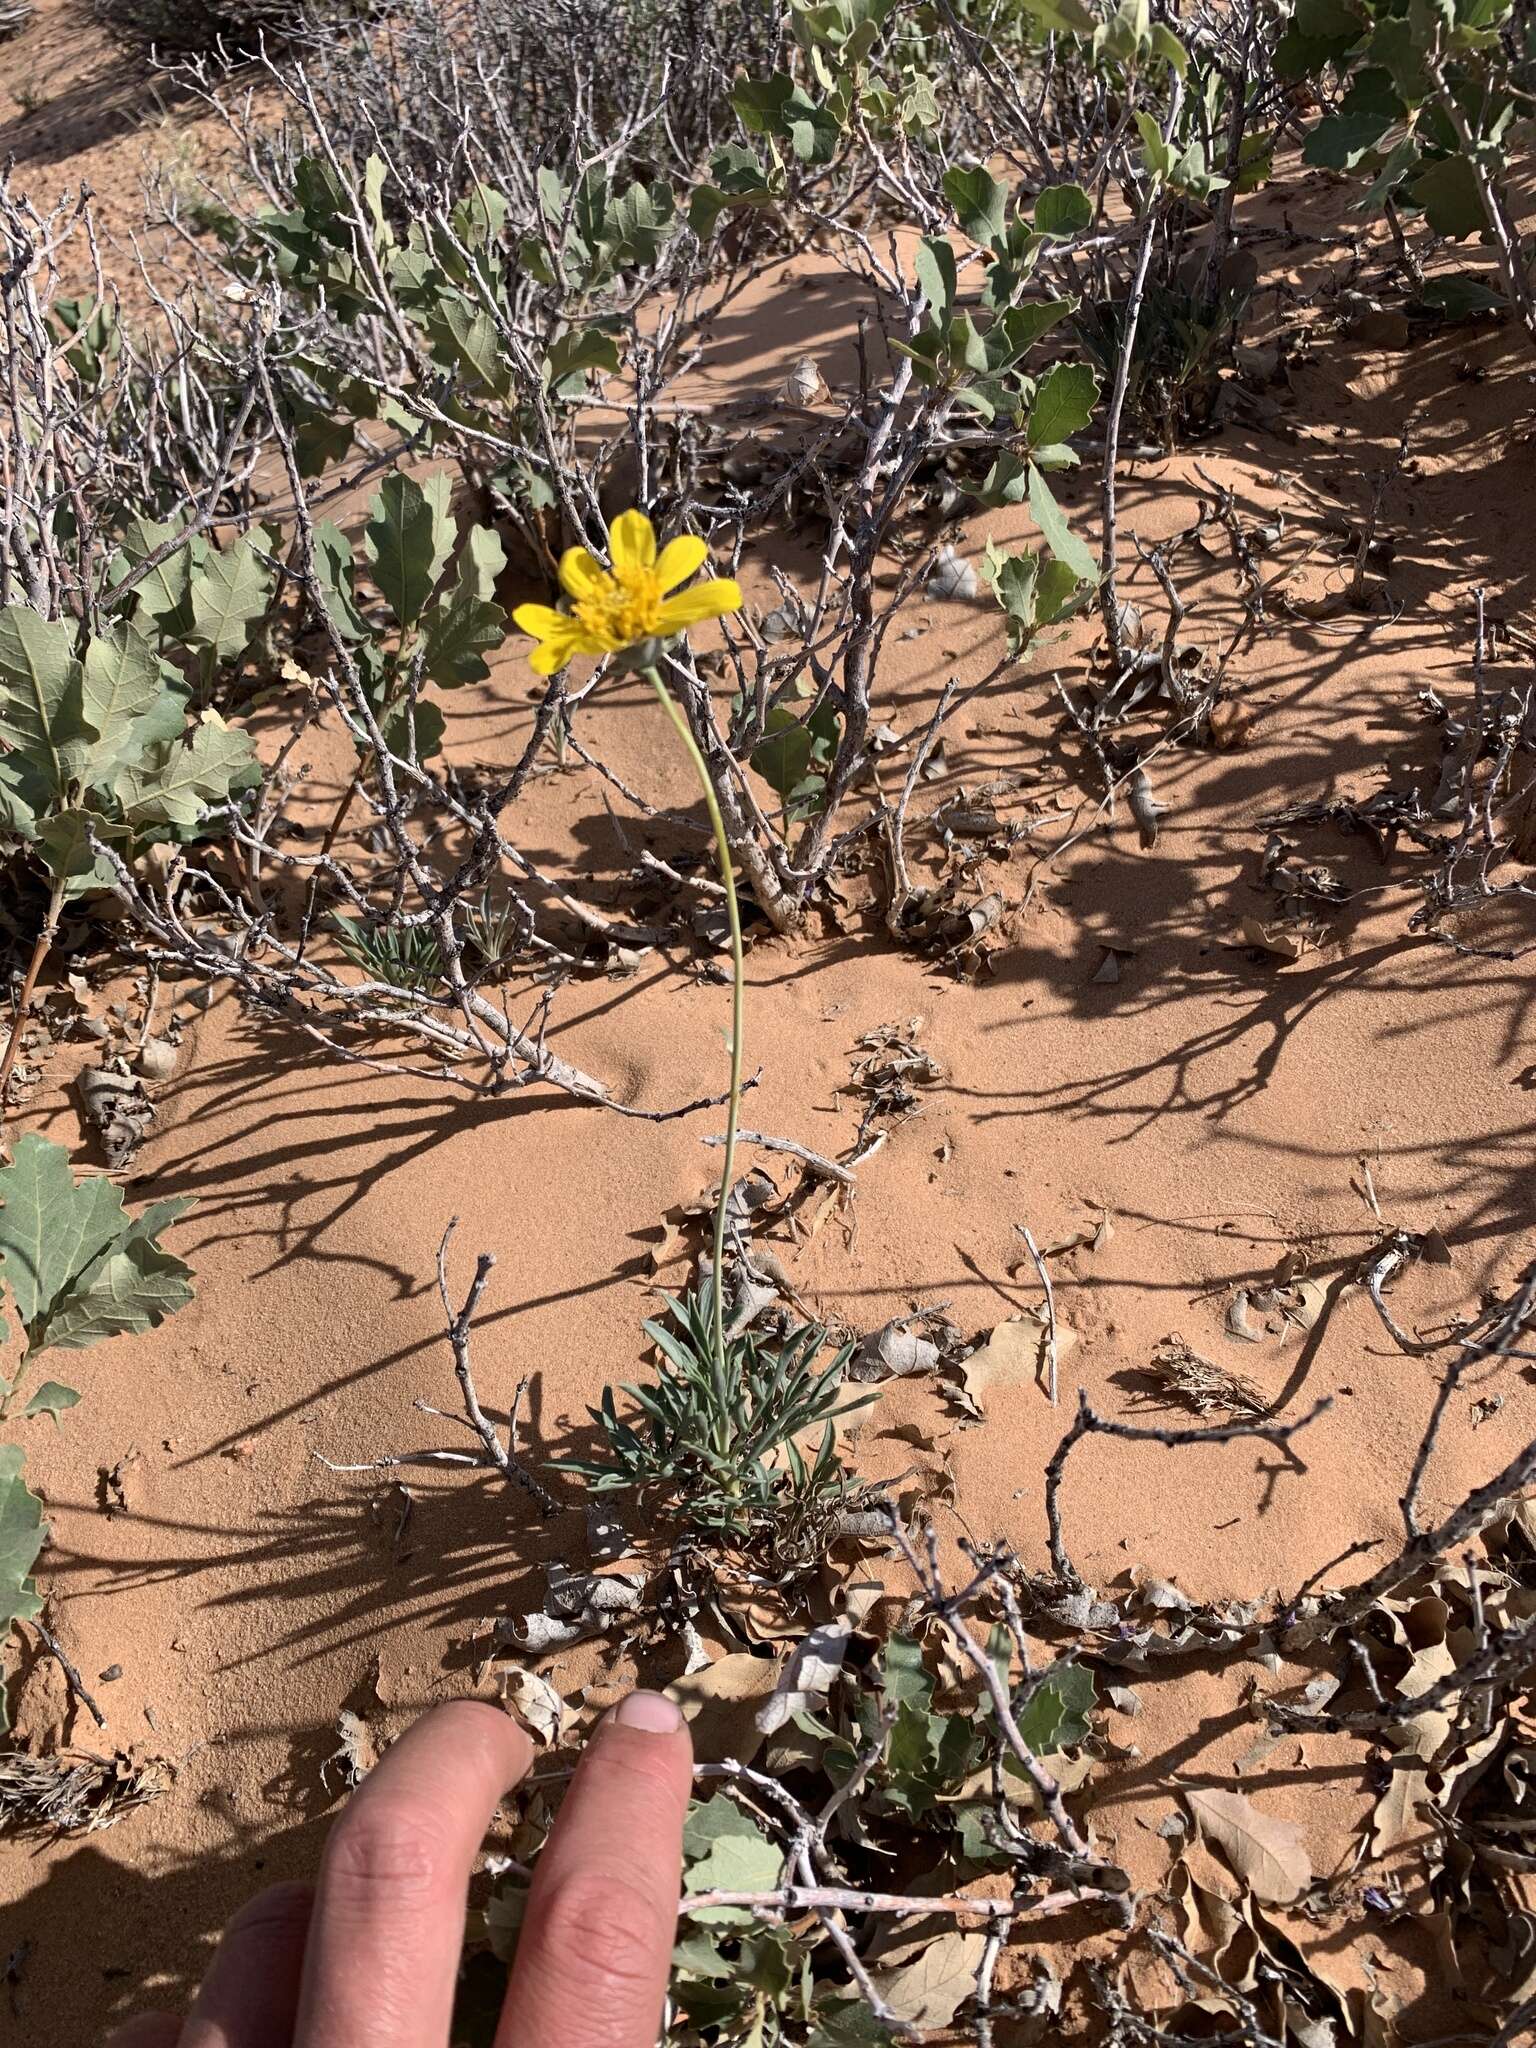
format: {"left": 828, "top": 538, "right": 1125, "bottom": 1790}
{"left": 107, "top": 1691, "right": 693, "bottom": 2048}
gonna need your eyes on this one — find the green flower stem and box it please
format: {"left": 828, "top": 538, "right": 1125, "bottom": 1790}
{"left": 642, "top": 663, "right": 744, "bottom": 1383}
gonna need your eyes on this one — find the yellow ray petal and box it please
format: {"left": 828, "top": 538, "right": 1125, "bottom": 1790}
{"left": 527, "top": 624, "right": 585, "bottom": 675}
{"left": 609, "top": 509, "right": 657, "bottom": 575}
{"left": 654, "top": 534, "right": 709, "bottom": 595}
{"left": 558, "top": 547, "right": 607, "bottom": 602}
{"left": 512, "top": 602, "right": 570, "bottom": 637}
{"left": 657, "top": 578, "right": 743, "bottom": 630}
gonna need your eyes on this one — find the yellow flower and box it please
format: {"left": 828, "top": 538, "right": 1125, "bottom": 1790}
{"left": 512, "top": 509, "right": 742, "bottom": 676}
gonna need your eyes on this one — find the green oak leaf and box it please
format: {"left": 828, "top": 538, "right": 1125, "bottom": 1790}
{"left": 0, "top": 1131, "right": 128, "bottom": 1333}
{"left": 0, "top": 1446, "right": 45, "bottom": 1707}
{"left": 22, "top": 1381, "right": 81, "bottom": 1422}
{"left": 35, "top": 810, "right": 120, "bottom": 898}
{"left": 188, "top": 534, "right": 277, "bottom": 663}
{"left": 81, "top": 623, "right": 166, "bottom": 780}
{"left": 110, "top": 713, "right": 256, "bottom": 832}
{"left": 941, "top": 164, "right": 1007, "bottom": 247}
{"left": 681, "top": 1795, "right": 782, "bottom": 1920}
{"left": 1027, "top": 361, "right": 1100, "bottom": 449}
{"left": 0, "top": 605, "right": 93, "bottom": 799}
{"left": 365, "top": 472, "right": 457, "bottom": 629}
{"left": 1035, "top": 183, "right": 1093, "bottom": 237}
{"left": 35, "top": 1230, "right": 195, "bottom": 1352}
{"left": 1409, "top": 153, "right": 1486, "bottom": 238}
{"left": 313, "top": 521, "right": 371, "bottom": 642}
{"left": 0, "top": 1134, "right": 195, "bottom": 1361}
{"left": 420, "top": 527, "right": 509, "bottom": 686}
{"left": 1027, "top": 464, "right": 1099, "bottom": 585}
{"left": 1014, "top": 1661, "right": 1095, "bottom": 1753}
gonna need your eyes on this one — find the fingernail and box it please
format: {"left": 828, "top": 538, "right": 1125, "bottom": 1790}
{"left": 609, "top": 1689, "right": 683, "bottom": 1735}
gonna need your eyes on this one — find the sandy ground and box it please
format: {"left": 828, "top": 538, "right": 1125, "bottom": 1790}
{"left": 3, "top": 7, "right": 1536, "bottom": 2041}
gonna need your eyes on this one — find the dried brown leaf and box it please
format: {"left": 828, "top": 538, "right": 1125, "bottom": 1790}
{"left": 1185, "top": 1786, "right": 1311, "bottom": 1904}
{"left": 1369, "top": 1763, "right": 1429, "bottom": 1859}
{"left": 667, "top": 1651, "right": 783, "bottom": 1766}
{"left": 874, "top": 1929, "right": 987, "bottom": 2026}
{"left": 502, "top": 1667, "right": 566, "bottom": 1746}
{"left": 961, "top": 1314, "right": 1076, "bottom": 1405}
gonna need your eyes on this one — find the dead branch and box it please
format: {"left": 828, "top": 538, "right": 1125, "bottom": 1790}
{"left": 1044, "top": 1392, "right": 1334, "bottom": 1591}
{"left": 31, "top": 1621, "right": 107, "bottom": 1730}
{"left": 434, "top": 1220, "right": 559, "bottom": 1515}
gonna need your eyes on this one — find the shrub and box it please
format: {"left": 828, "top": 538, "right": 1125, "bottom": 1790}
{"left": 94, "top": 0, "right": 359, "bottom": 57}
{"left": 560, "top": 1287, "right": 876, "bottom": 1576}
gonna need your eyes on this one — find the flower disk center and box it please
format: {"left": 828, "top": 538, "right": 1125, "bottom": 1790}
{"left": 571, "top": 565, "right": 664, "bottom": 651}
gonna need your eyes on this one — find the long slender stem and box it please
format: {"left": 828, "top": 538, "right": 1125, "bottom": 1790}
{"left": 643, "top": 665, "right": 745, "bottom": 1378}
{"left": 1099, "top": 78, "right": 1184, "bottom": 673}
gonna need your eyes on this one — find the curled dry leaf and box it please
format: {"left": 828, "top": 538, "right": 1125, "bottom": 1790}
{"left": 779, "top": 355, "right": 826, "bottom": 406}
{"left": 927, "top": 546, "right": 978, "bottom": 602}
{"left": 1283, "top": 1278, "right": 1326, "bottom": 1333}
{"left": 1184, "top": 1785, "right": 1311, "bottom": 1905}
{"left": 1128, "top": 1566, "right": 1192, "bottom": 1612}
{"left": 502, "top": 1666, "right": 566, "bottom": 1746}
{"left": 1369, "top": 1762, "right": 1430, "bottom": 1859}
{"left": 849, "top": 1317, "right": 939, "bottom": 1383}
{"left": 134, "top": 1036, "right": 179, "bottom": 1082}
{"left": 667, "top": 1650, "right": 783, "bottom": 1766}
{"left": 1038, "top": 1209, "right": 1114, "bottom": 1258}
{"left": 1127, "top": 767, "right": 1160, "bottom": 850}
{"left": 1239, "top": 915, "right": 1316, "bottom": 963}
{"left": 77, "top": 1063, "right": 154, "bottom": 1168}
{"left": 323, "top": 1708, "right": 378, "bottom": 1792}
{"left": 755, "top": 1621, "right": 851, "bottom": 1735}
{"left": 1226, "top": 1290, "right": 1262, "bottom": 1344}
{"left": 499, "top": 1564, "right": 645, "bottom": 1654}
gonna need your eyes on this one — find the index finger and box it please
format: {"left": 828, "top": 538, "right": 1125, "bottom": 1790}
{"left": 295, "top": 1700, "right": 533, "bottom": 2048}
{"left": 501, "top": 1691, "right": 693, "bottom": 2048}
